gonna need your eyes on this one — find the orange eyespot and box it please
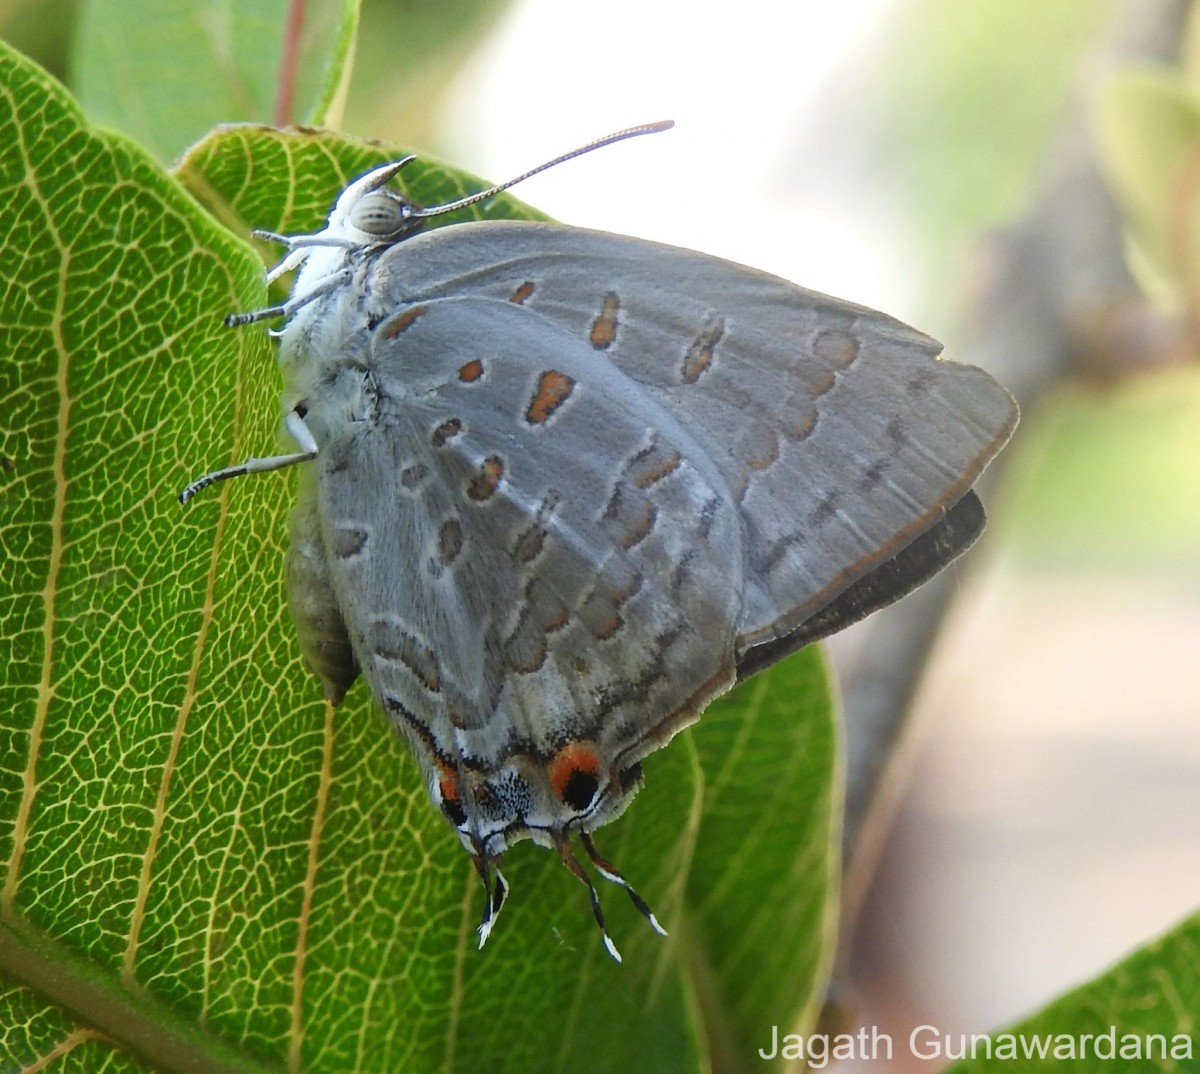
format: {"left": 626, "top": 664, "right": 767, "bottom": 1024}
{"left": 549, "top": 742, "right": 602, "bottom": 812}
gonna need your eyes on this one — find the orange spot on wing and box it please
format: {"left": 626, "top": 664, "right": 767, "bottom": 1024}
{"left": 438, "top": 518, "right": 464, "bottom": 565}
{"left": 383, "top": 305, "right": 428, "bottom": 338}
{"left": 549, "top": 743, "right": 601, "bottom": 804}
{"left": 619, "top": 505, "right": 657, "bottom": 549}
{"left": 512, "top": 523, "right": 546, "bottom": 563}
{"left": 458, "top": 359, "right": 484, "bottom": 383}
{"left": 809, "top": 370, "right": 837, "bottom": 399}
{"left": 432, "top": 418, "right": 463, "bottom": 447}
{"left": 596, "top": 613, "right": 623, "bottom": 639}
{"left": 632, "top": 451, "right": 682, "bottom": 489}
{"left": 510, "top": 281, "right": 536, "bottom": 304}
{"left": 681, "top": 316, "right": 725, "bottom": 383}
{"left": 525, "top": 370, "right": 576, "bottom": 424}
{"left": 813, "top": 328, "right": 861, "bottom": 369}
{"left": 745, "top": 434, "right": 780, "bottom": 471}
{"left": 467, "top": 456, "right": 504, "bottom": 501}
{"left": 400, "top": 463, "right": 427, "bottom": 489}
{"left": 437, "top": 765, "right": 467, "bottom": 825}
{"left": 589, "top": 292, "right": 620, "bottom": 349}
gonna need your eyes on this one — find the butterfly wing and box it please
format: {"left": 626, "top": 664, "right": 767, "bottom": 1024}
{"left": 290, "top": 217, "right": 1015, "bottom": 849}
{"left": 370, "top": 220, "right": 1018, "bottom": 655}
{"left": 733, "top": 488, "right": 987, "bottom": 681}
{"left": 300, "top": 291, "right": 748, "bottom": 841}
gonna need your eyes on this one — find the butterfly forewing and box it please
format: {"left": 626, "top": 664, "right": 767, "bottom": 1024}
{"left": 371, "top": 220, "right": 1018, "bottom": 653}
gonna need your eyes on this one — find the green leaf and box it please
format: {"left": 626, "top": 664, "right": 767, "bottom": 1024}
{"left": 0, "top": 35, "right": 278, "bottom": 1074}
{"left": 0, "top": 44, "right": 838, "bottom": 1073}
{"left": 943, "top": 910, "right": 1200, "bottom": 1073}
{"left": 69, "top": 0, "right": 359, "bottom": 166}
{"left": 1095, "top": 68, "right": 1200, "bottom": 307}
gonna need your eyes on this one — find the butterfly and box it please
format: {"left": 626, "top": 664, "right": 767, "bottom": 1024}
{"left": 181, "top": 121, "right": 1018, "bottom": 961}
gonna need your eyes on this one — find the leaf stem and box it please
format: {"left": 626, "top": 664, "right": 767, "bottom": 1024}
{"left": 275, "top": 0, "right": 307, "bottom": 127}
{"left": 0, "top": 917, "right": 279, "bottom": 1074}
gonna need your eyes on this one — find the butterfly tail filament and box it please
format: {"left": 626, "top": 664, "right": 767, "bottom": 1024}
{"left": 556, "top": 833, "right": 622, "bottom": 963}
{"left": 581, "top": 831, "right": 668, "bottom": 937}
{"left": 474, "top": 854, "right": 509, "bottom": 950}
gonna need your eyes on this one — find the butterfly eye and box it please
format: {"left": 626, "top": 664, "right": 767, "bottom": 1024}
{"left": 350, "top": 192, "right": 410, "bottom": 237}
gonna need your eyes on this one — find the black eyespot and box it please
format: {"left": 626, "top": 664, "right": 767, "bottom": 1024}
{"left": 562, "top": 767, "right": 601, "bottom": 811}
{"left": 442, "top": 797, "right": 467, "bottom": 827}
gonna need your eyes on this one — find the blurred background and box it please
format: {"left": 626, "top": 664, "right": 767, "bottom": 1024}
{"left": 5, "top": 0, "right": 1198, "bottom": 1067}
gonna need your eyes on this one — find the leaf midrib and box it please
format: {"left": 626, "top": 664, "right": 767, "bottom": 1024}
{"left": 0, "top": 916, "right": 282, "bottom": 1073}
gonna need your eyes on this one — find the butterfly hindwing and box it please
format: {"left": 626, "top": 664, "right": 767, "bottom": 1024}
{"left": 303, "top": 294, "right": 745, "bottom": 820}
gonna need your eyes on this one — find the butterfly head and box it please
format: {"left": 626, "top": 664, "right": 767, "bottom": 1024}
{"left": 234, "top": 122, "right": 675, "bottom": 326}
{"left": 324, "top": 158, "right": 426, "bottom": 247}
{"left": 324, "top": 120, "right": 679, "bottom": 255}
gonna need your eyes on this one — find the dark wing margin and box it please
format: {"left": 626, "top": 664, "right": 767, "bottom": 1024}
{"left": 734, "top": 490, "right": 987, "bottom": 682}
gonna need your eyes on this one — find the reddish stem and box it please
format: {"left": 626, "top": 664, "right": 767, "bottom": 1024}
{"left": 274, "top": 0, "right": 306, "bottom": 127}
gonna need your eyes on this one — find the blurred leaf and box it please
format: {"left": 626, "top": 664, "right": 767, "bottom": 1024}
{"left": 0, "top": 43, "right": 838, "bottom": 1072}
{"left": 877, "top": 0, "right": 1113, "bottom": 326}
{"left": 1179, "top": 0, "right": 1200, "bottom": 100}
{"left": 342, "top": 0, "right": 514, "bottom": 149}
{"left": 0, "top": 0, "right": 82, "bottom": 82}
{"left": 69, "top": 0, "right": 359, "bottom": 165}
{"left": 1004, "top": 369, "right": 1200, "bottom": 577}
{"left": 1096, "top": 68, "right": 1200, "bottom": 307}
{"left": 943, "top": 910, "right": 1200, "bottom": 1073}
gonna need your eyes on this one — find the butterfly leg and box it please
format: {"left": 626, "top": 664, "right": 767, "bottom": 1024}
{"left": 555, "top": 833, "right": 622, "bottom": 963}
{"left": 224, "top": 267, "right": 354, "bottom": 327}
{"left": 179, "top": 407, "right": 317, "bottom": 504}
{"left": 580, "top": 831, "right": 668, "bottom": 938}
{"left": 249, "top": 231, "right": 357, "bottom": 286}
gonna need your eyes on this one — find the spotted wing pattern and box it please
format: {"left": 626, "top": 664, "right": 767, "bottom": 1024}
{"left": 369, "top": 221, "right": 1018, "bottom": 651}
{"left": 283, "top": 219, "right": 1017, "bottom": 856}
{"left": 291, "top": 291, "right": 746, "bottom": 845}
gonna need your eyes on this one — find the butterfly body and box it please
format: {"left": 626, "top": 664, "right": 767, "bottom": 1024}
{"left": 186, "top": 131, "right": 1018, "bottom": 954}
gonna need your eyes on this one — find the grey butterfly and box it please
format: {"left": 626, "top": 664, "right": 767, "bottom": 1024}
{"left": 181, "top": 121, "right": 1018, "bottom": 961}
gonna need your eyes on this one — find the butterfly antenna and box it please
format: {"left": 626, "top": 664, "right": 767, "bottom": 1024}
{"left": 412, "top": 120, "right": 674, "bottom": 221}
{"left": 581, "top": 832, "right": 668, "bottom": 937}
{"left": 556, "top": 834, "right": 622, "bottom": 963}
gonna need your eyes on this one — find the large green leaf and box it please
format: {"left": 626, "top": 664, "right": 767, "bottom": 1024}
{"left": 944, "top": 911, "right": 1200, "bottom": 1073}
{"left": 70, "top": 0, "right": 359, "bottom": 165}
{"left": 0, "top": 43, "right": 837, "bottom": 1072}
